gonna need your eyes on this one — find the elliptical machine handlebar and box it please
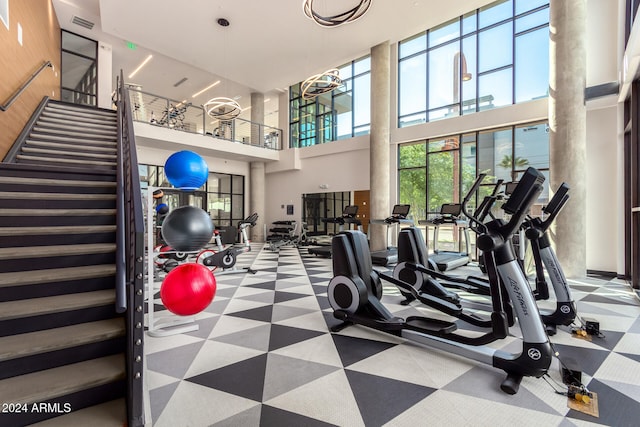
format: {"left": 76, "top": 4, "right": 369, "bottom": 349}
{"left": 477, "top": 167, "right": 545, "bottom": 252}
{"left": 524, "top": 183, "right": 570, "bottom": 240}
{"left": 469, "top": 179, "right": 505, "bottom": 232}
{"left": 540, "top": 183, "right": 570, "bottom": 228}
{"left": 460, "top": 173, "right": 487, "bottom": 232}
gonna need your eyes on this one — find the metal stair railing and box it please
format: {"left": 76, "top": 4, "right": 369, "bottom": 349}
{"left": 0, "top": 60, "right": 53, "bottom": 112}
{"left": 115, "top": 70, "right": 145, "bottom": 427}
{"left": 128, "top": 87, "right": 283, "bottom": 150}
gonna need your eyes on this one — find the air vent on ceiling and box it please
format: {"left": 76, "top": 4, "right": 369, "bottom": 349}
{"left": 174, "top": 77, "right": 188, "bottom": 87}
{"left": 71, "top": 15, "right": 94, "bottom": 30}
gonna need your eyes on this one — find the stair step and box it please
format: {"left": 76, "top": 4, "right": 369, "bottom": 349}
{"left": 0, "top": 225, "right": 115, "bottom": 236}
{"left": 0, "top": 243, "right": 116, "bottom": 260}
{"left": 0, "top": 264, "right": 116, "bottom": 288}
{"left": 32, "top": 126, "right": 116, "bottom": 141}
{"left": 0, "top": 208, "right": 116, "bottom": 216}
{"left": 29, "top": 398, "right": 126, "bottom": 427}
{"left": 0, "top": 289, "right": 115, "bottom": 321}
{"left": 21, "top": 146, "right": 117, "bottom": 160}
{"left": 28, "top": 132, "right": 117, "bottom": 145}
{"left": 24, "top": 140, "right": 117, "bottom": 154}
{"left": 41, "top": 110, "right": 116, "bottom": 126}
{"left": 38, "top": 116, "right": 117, "bottom": 132}
{"left": 0, "top": 176, "right": 116, "bottom": 188}
{"left": 0, "top": 318, "right": 124, "bottom": 363}
{"left": 47, "top": 102, "right": 116, "bottom": 117}
{"left": 0, "top": 354, "right": 125, "bottom": 406}
{"left": 44, "top": 105, "right": 117, "bottom": 121}
{"left": 34, "top": 121, "right": 117, "bottom": 136}
{"left": 15, "top": 154, "right": 117, "bottom": 167}
{"left": 0, "top": 192, "right": 115, "bottom": 201}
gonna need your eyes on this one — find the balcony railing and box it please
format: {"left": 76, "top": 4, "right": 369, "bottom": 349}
{"left": 128, "top": 87, "right": 283, "bottom": 150}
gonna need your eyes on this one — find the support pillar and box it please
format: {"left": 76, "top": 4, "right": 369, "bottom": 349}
{"left": 251, "top": 92, "right": 264, "bottom": 146}
{"left": 370, "top": 41, "right": 391, "bottom": 251}
{"left": 250, "top": 162, "right": 266, "bottom": 242}
{"left": 548, "top": 0, "right": 587, "bottom": 278}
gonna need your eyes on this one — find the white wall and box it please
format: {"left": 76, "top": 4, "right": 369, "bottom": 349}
{"left": 136, "top": 145, "right": 249, "bottom": 175}
{"left": 585, "top": 103, "right": 619, "bottom": 272}
{"left": 586, "top": 0, "right": 619, "bottom": 86}
{"left": 264, "top": 138, "right": 370, "bottom": 227}
{"left": 97, "top": 40, "right": 112, "bottom": 109}
{"left": 583, "top": 0, "right": 622, "bottom": 273}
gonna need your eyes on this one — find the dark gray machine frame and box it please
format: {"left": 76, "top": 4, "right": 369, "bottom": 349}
{"left": 327, "top": 167, "right": 552, "bottom": 394}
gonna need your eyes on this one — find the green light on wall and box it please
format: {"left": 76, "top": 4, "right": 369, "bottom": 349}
{"left": 126, "top": 41, "right": 137, "bottom": 50}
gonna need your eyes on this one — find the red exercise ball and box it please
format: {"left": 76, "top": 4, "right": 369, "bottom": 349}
{"left": 160, "top": 263, "right": 217, "bottom": 316}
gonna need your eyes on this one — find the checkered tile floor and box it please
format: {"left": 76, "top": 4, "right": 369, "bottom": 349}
{"left": 144, "top": 245, "right": 640, "bottom": 426}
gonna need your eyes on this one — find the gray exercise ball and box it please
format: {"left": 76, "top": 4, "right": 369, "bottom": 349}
{"left": 161, "top": 205, "right": 214, "bottom": 252}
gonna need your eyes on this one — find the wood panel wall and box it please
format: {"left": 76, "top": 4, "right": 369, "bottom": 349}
{"left": 353, "top": 190, "right": 370, "bottom": 233}
{"left": 0, "top": 0, "right": 60, "bottom": 159}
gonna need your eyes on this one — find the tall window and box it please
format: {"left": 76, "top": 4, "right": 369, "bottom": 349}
{"left": 207, "top": 174, "right": 245, "bottom": 228}
{"left": 398, "top": 0, "right": 549, "bottom": 128}
{"left": 290, "top": 56, "right": 371, "bottom": 148}
{"left": 398, "top": 121, "right": 549, "bottom": 222}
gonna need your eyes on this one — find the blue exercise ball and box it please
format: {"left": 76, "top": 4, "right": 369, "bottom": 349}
{"left": 164, "top": 150, "right": 209, "bottom": 190}
{"left": 156, "top": 203, "right": 169, "bottom": 215}
{"left": 161, "top": 205, "right": 214, "bottom": 251}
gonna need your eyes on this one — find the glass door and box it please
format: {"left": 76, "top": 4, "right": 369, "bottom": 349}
{"left": 61, "top": 30, "right": 98, "bottom": 106}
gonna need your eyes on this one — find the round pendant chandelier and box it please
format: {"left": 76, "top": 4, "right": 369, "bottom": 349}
{"left": 204, "top": 97, "right": 242, "bottom": 121}
{"left": 302, "top": 0, "right": 372, "bottom": 27}
{"left": 301, "top": 69, "right": 342, "bottom": 100}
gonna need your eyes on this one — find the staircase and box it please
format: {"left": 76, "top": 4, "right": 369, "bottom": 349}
{"left": 0, "top": 100, "right": 130, "bottom": 426}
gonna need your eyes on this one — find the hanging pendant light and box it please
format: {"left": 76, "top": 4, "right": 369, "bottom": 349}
{"left": 302, "top": 0, "right": 372, "bottom": 27}
{"left": 204, "top": 97, "right": 242, "bottom": 121}
{"left": 301, "top": 68, "right": 342, "bottom": 100}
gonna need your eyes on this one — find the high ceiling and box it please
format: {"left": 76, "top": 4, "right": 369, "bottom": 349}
{"left": 52, "top": 0, "right": 493, "bottom": 123}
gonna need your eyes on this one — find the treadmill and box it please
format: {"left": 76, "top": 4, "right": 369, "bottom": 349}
{"left": 308, "top": 205, "right": 361, "bottom": 258}
{"left": 419, "top": 203, "right": 471, "bottom": 272}
{"left": 370, "top": 204, "right": 413, "bottom": 266}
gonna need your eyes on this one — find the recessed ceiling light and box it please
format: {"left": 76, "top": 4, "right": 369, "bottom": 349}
{"left": 192, "top": 80, "right": 221, "bottom": 98}
{"left": 128, "top": 54, "right": 153, "bottom": 79}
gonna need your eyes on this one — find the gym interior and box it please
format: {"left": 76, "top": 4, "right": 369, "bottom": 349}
{"left": 1, "top": 0, "right": 640, "bottom": 426}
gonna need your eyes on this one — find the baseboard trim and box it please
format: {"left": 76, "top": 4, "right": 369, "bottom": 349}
{"left": 586, "top": 270, "right": 617, "bottom": 280}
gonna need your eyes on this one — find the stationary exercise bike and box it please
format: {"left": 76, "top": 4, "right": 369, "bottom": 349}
{"left": 196, "top": 213, "right": 258, "bottom": 275}
{"left": 327, "top": 167, "right": 553, "bottom": 394}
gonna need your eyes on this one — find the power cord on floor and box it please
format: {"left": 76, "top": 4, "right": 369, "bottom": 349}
{"left": 543, "top": 343, "right": 593, "bottom": 403}
{"left": 570, "top": 313, "right": 606, "bottom": 339}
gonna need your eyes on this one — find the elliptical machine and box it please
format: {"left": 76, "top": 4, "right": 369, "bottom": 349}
{"left": 327, "top": 167, "right": 552, "bottom": 394}
{"left": 395, "top": 179, "right": 580, "bottom": 335}
{"left": 196, "top": 213, "right": 258, "bottom": 275}
{"left": 520, "top": 183, "right": 577, "bottom": 333}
